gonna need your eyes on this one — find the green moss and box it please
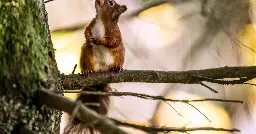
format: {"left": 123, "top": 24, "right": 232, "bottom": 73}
{"left": 0, "top": 1, "right": 61, "bottom": 133}
{"left": 0, "top": 0, "right": 48, "bottom": 96}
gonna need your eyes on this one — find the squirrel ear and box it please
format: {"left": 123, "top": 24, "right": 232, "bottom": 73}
{"left": 97, "top": 0, "right": 104, "bottom": 5}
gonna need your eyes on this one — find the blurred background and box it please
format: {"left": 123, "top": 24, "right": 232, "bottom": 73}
{"left": 45, "top": 0, "right": 256, "bottom": 133}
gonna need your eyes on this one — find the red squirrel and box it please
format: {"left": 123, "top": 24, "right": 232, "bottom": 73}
{"left": 64, "top": 0, "right": 127, "bottom": 133}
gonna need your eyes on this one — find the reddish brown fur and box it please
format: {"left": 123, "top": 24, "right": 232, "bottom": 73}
{"left": 80, "top": 43, "right": 95, "bottom": 74}
{"left": 64, "top": 85, "right": 111, "bottom": 134}
{"left": 80, "top": 20, "right": 125, "bottom": 73}
{"left": 64, "top": 0, "right": 127, "bottom": 133}
{"left": 81, "top": 3, "right": 126, "bottom": 73}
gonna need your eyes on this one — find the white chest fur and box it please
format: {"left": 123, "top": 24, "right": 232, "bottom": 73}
{"left": 92, "top": 19, "right": 105, "bottom": 38}
{"left": 92, "top": 44, "right": 114, "bottom": 71}
{"left": 91, "top": 18, "right": 114, "bottom": 71}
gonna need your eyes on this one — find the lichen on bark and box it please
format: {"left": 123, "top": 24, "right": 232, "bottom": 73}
{"left": 0, "top": 0, "right": 61, "bottom": 133}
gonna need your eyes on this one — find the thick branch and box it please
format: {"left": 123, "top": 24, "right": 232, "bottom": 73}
{"left": 36, "top": 89, "right": 128, "bottom": 134}
{"left": 62, "top": 66, "right": 256, "bottom": 89}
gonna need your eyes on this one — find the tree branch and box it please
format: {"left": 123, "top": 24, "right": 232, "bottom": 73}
{"left": 61, "top": 66, "right": 256, "bottom": 89}
{"left": 72, "top": 64, "right": 77, "bottom": 74}
{"left": 36, "top": 89, "right": 128, "bottom": 134}
{"left": 37, "top": 89, "right": 240, "bottom": 133}
{"left": 59, "top": 90, "right": 243, "bottom": 104}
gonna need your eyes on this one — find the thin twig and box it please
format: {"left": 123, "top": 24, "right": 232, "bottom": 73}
{"left": 185, "top": 102, "right": 211, "bottom": 122}
{"left": 164, "top": 101, "right": 183, "bottom": 117}
{"left": 57, "top": 90, "right": 243, "bottom": 104}
{"left": 44, "top": 0, "right": 55, "bottom": 3}
{"left": 190, "top": 73, "right": 256, "bottom": 85}
{"left": 72, "top": 64, "right": 77, "bottom": 74}
{"left": 112, "top": 119, "right": 240, "bottom": 133}
{"left": 217, "top": 17, "right": 256, "bottom": 53}
{"left": 59, "top": 90, "right": 242, "bottom": 122}
{"left": 200, "top": 82, "right": 218, "bottom": 93}
{"left": 244, "top": 82, "right": 256, "bottom": 86}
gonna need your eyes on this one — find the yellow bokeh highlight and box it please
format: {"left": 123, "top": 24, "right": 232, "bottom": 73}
{"left": 239, "top": 24, "right": 256, "bottom": 66}
{"left": 239, "top": 24, "right": 256, "bottom": 96}
{"left": 138, "top": 3, "right": 184, "bottom": 48}
{"left": 51, "top": 29, "right": 85, "bottom": 100}
{"left": 154, "top": 91, "right": 231, "bottom": 134}
{"left": 139, "top": 3, "right": 179, "bottom": 29}
{"left": 51, "top": 29, "right": 85, "bottom": 74}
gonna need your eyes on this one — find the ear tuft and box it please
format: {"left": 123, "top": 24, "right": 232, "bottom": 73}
{"left": 99, "top": 0, "right": 104, "bottom": 5}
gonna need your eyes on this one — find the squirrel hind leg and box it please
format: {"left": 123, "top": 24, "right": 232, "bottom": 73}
{"left": 79, "top": 43, "right": 95, "bottom": 77}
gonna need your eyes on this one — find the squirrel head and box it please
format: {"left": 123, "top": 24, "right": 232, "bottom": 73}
{"left": 95, "top": 0, "right": 127, "bottom": 22}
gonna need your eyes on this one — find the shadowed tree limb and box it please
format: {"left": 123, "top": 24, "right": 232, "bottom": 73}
{"left": 61, "top": 66, "right": 256, "bottom": 89}
{"left": 37, "top": 89, "right": 240, "bottom": 133}
{"left": 15, "top": 125, "right": 38, "bottom": 134}
{"left": 36, "top": 89, "right": 128, "bottom": 134}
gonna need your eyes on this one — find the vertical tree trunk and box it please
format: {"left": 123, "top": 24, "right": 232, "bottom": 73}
{"left": 0, "top": 0, "right": 61, "bottom": 133}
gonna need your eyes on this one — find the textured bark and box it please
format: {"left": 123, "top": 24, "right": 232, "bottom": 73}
{"left": 61, "top": 66, "right": 256, "bottom": 89}
{"left": 0, "top": 0, "right": 61, "bottom": 133}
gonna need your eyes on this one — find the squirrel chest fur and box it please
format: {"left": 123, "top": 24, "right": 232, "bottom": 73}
{"left": 91, "top": 19, "right": 114, "bottom": 72}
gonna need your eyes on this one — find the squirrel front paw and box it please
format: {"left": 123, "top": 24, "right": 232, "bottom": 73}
{"left": 92, "top": 37, "right": 108, "bottom": 45}
{"left": 81, "top": 70, "right": 93, "bottom": 77}
{"left": 86, "top": 37, "right": 94, "bottom": 43}
{"left": 92, "top": 38, "right": 100, "bottom": 45}
{"left": 110, "top": 66, "right": 123, "bottom": 72}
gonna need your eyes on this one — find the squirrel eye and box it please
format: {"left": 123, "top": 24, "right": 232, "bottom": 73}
{"left": 108, "top": 0, "right": 115, "bottom": 7}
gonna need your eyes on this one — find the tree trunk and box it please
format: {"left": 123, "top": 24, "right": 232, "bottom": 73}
{"left": 0, "top": 0, "right": 61, "bottom": 133}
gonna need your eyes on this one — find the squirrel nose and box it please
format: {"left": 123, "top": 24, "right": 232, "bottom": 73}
{"left": 119, "top": 5, "right": 127, "bottom": 13}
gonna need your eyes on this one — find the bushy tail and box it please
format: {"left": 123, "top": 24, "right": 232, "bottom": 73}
{"left": 63, "top": 84, "right": 111, "bottom": 134}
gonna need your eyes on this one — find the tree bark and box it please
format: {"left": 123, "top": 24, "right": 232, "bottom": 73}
{"left": 0, "top": 0, "right": 61, "bottom": 133}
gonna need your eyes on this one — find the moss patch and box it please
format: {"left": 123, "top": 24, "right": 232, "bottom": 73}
{"left": 0, "top": 0, "right": 48, "bottom": 96}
